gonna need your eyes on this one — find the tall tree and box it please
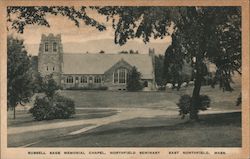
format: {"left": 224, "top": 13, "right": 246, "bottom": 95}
{"left": 155, "top": 54, "right": 166, "bottom": 88}
{"left": 172, "top": 7, "right": 241, "bottom": 119}
{"left": 127, "top": 67, "right": 143, "bottom": 91}
{"left": 163, "top": 35, "right": 185, "bottom": 90}
{"left": 7, "top": 36, "right": 33, "bottom": 119}
{"left": 96, "top": 6, "right": 241, "bottom": 120}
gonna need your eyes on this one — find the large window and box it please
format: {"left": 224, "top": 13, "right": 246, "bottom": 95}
{"left": 113, "top": 68, "right": 128, "bottom": 84}
{"left": 80, "top": 76, "right": 88, "bottom": 83}
{"left": 119, "top": 69, "right": 126, "bottom": 83}
{"left": 45, "top": 42, "right": 49, "bottom": 52}
{"left": 94, "top": 76, "right": 102, "bottom": 83}
{"left": 66, "top": 76, "right": 73, "bottom": 83}
{"left": 53, "top": 42, "right": 57, "bottom": 52}
{"left": 114, "top": 71, "right": 118, "bottom": 83}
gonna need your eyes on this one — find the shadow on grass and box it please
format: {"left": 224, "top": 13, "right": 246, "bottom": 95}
{"left": 83, "top": 112, "right": 241, "bottom": 136}
{"left": 32, "top": 112, "right": 241, "bottom": 147}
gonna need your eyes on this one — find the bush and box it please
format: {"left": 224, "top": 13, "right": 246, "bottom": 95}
{"left": 236, "top": 93, "right": 241, "bottom": 106}
{"left": 177, "top": 94, "right": 211, "bottom": 119}
{"left": 29, "top": 94, "right": 75, "bottom": 121}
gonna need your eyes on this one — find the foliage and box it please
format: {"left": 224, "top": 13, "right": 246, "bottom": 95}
{"left": 119, "top": 50, "right": 139, "bottom": 54}
{"left": 236, "top": 93, "right": 241, "bottom": 106}
{"left": 7, "top": 35, "right": 33, "bottom": 119}
{"left": 7, "top": 6, "right": 106, "bottom": 33}
{"left": 29, "top": 95, "right": 75, "bottom": 121}
{"left": 42, "top": 74, "right": 60, "bottom": 97}
{"left": 127, "top": 67, "right": 143, "bottom": 91}
{"left": 155, "top": 55, "right": 166, "bottom": 87}
{"left": 95, "top": 6, "right": 241, "bottom": 120}
{"left": 177, "top": 94, "right": 211, "bottom": 119}
{"left": 32, "top": 72, "right": 44, "bottom": 93}
{"left": 29, "top": 74, "right": 74, "bottom": 121}
{"left": 129, "top": 49, "right": 139, "bottom": 54}
{"left": 99, "top": 50, "right": 105, "bottom": 54}
{"left": 30, "top": 56, "right": 44, "bottom": 93}
{"left": 119, "top": 50, "right": 129, "bottom": 54}
{"left": 163, "top": 43, "right": 184, "bottom": 90}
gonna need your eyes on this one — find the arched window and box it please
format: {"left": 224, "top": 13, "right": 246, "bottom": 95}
{"left": 119, "top": 69, "right": 126, "bottom": 83}
{"left": 80, "top": 76, "right": 88, "bottom": 83}
{"left": 53, "top": 42, "right": 57, "bottom": 52}
{"left": 94, "top": 76, "right": 102, "bottom": 83}
{"left": 66, "top": 76, "right": 73, "bottom": 83}
{"left": 45, "top": 42, "right": 49, "bottom": 52}
{"left": 113, "top": 68, "right": 128, "bottom": 84}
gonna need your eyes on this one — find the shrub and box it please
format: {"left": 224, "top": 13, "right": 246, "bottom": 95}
{"left": 29, "top": 94, "right": 75, "bottom": 121}
{"left": 52, "top": 95, "right": 75, "bottom": 119}
{"left": 236, "top": 93, "right": 241, "bottom": 106}
{"left": 177, "top": 94, "right": 211, "bottom": 119}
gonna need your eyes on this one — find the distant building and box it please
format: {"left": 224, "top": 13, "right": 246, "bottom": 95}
{"left": 38, "top": 33, "right": 156, "bottom": 90}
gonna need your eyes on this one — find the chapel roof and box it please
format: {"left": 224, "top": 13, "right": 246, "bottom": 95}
{"left": 62, "top": 53, "right": 154, "bottom": 79}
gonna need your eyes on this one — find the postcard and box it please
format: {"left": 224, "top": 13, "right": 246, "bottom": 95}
{"left": 1, "top": 0, "right": 249, "bottom": 159}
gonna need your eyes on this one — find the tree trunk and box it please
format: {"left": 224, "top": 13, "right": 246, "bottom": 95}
{"left": 190, "top": 74, "right": 202, "bottom": 121}
{"left": 13, "top": 106, "right": 16, "bottom": 119}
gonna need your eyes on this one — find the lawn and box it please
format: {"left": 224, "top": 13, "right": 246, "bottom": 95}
{"left": 58, "top": 84, "right": 241, "bottom": 111}
{"left": 30, "top": 112, "right": 241, "bottom": 147}
{"left": 8, "top": 84, "right": 241, "bottom": 147}
{"left": 8, "top": 124, "right": 93, "bottom": 147}
{"left": 8, "top": 84, "right": 241, "bottom": 128}
{"left": 8, "top": 109, "right": 118, "bottom": 127}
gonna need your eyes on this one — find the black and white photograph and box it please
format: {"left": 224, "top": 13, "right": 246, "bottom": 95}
{"left": 1, "top": 0, "right": 249, "bottom": 159}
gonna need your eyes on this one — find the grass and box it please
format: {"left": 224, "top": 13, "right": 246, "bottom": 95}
{"left": 59, "top": 90, "right": 179, "bottom": 108}
{"left": 8, "top": 109, "right": 117, "bottom": 127}
{"left": 8, "top": 124, "right": 93, "bottom": 147}
{"left": 8, "top": 84, "right": 240, "bottom": 128}
{"left": 30, "top": 112, "right": 241, "bottom": 147}
{"left": 8, "top": 84, "right": 241, "bottom": 147}
{"left": 58, "top": 84, "right": 241, "bottom": 111}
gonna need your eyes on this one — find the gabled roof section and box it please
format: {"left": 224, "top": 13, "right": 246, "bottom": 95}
{"left": 104, "top": 58, "right": 133, "bottom": 74}
{"left": 62, "top": 53, "right": 154, "bottom": 79}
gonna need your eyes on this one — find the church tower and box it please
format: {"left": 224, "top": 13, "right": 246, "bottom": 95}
{"left": 38, "top": 33, "right": 63, "bottom": 85}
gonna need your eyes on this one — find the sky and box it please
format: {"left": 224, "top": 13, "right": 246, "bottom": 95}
{"left": 9, "top": 9, "right": 172, "bottom": 55}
